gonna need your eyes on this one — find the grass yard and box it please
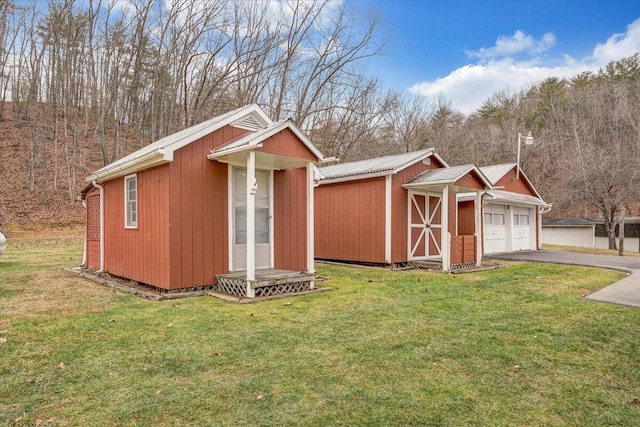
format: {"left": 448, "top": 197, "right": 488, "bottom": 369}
{"left": 2, "top": 231, "right": 640, "bottom": 426}
{"left": 544, "top": 243, "right": 640, "bottom": 257}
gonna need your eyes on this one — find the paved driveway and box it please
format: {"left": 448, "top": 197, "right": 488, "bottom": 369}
{"left": 486, "top": 251, "right": 640, "bottom": 309}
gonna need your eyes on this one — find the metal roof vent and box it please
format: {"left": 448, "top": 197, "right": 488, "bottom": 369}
{"left": 231, "top": 114, "right": 265, "bottom": 131}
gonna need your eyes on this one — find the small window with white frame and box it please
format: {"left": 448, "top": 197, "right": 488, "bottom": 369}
{"left": 125, "top": 174, "right": 138, "bottom": 228}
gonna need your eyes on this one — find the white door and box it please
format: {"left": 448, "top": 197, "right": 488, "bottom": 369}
{"left": 483, "top": 204, "right": 507, "bottom": 254}
{"left": 232, "top": 167, "right": 272, "bottom": 270}
{"left": 408, "top": 191, "right": 442, "bottom": 260}
{"left": 512, "top": 207, "right": 532, "bottom": 251}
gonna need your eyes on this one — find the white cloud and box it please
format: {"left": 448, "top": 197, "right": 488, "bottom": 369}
{"left": 412, "top": 18, "right": 640, "bottom": 115}
{"left": 593, "top": 18, "right": 640, "bottom": 63}
{"left": 465, "top": 31, "right": 556, "bottom": 60}
{"left": 411, "top": 59, "right": 588, "bottom": 114}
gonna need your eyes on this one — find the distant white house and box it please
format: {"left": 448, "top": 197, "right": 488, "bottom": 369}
{"left": 542, "top": 217, "right": 640, "bottom": 251}
{"left": 541, "top": 218, "right": 596, "bottom": 248}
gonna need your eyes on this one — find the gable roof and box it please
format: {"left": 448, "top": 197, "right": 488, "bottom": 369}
{"left": 318, "top": 149, "right": 449, "bottom": 183}
{"left": 403, "top": 164, "right": 492, "bottom": 189}
{"left": 479, "top": 163, "right": 544, "bottom": 201}
{"left": 208, "top": 118, "right": 324, "bottom": 161}
{"left": 485, "top": 189, "right": 549, "bottom": 206}
{"left": 543, "top": 217, "right": 595, "bottom": 227}
{"left": 86, "top": 104, "right": 273, "bottom": 183}
{"left": 480, "top": 163, "right": 516, "bottom": 185}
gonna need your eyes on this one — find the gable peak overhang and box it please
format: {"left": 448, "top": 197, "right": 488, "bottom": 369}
{"left": 207, "top": 119, "right": 325, "bottom": 170}
{"left": 480, "top": 163, "right": 544, "bottom": 200}
{"left": 403, "top": 164, "right": 493, "bottom": 193}
{"left": 85, "top": 104, "right": 273, "bottom": 184}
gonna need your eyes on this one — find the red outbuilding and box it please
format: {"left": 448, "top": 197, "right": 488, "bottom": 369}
{"left": 315, "top": 151, "right": 549, "bottom": 270}
{"left": 82, "top": 104, "right": 325, "bottom": 298}
{"left": 315, "top": 150, "right": 493, "bottom": 271}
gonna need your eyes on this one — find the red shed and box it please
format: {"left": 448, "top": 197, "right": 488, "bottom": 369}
{"left": 82, "top": 104, "right": 325, "bottom": 298}
{"left": 315, "top": 150, "right": 492, "bottom": 271}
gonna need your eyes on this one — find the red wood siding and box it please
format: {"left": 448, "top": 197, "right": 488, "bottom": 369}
{"left": 257, "top": 128, "right": 317, "bottom": 161}
{"left": 86, "top": 188, "right": 100, "bottom": 269}
{"left": 457, "top": 200, "right": 476, "bottom": 236}
{"left": 448, "top": 193, "right": 457, "bottom": 236}
{"left": 391, "top": 160, "right": 442, "bottom": 263}
{"left": 274, "top": 168, "right": 307, "bottom": 271}
{"left": 168, "top": 125, "right": 245, "bottom": 289}
{"left": 451, "top": 235, "right": 476, "bottom": 265}
{"left": 103, "top": 165, "right": 170, "bottom": 289}
{"left": 315, "top": 177, "right": 386, "bottom": 263}
{"left": 454, "top": 172, "right": 485, "bottom": 190}
{"left": 495, "top": 168, "right": 537, "bottom": 196}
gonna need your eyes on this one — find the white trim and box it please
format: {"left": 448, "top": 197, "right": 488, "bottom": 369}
{"left": 481, "top": 164, "right": 545, "bottom": 202}
{"left": 385, "top": 175, "right": 392, "bottom": 264}
{"left": 207, "top": 143, "right": 264, "bottom": 159}
{"left": 86, "top": 105, "right": 274, "bottom": 183}
{"left": 227, "top": 166, "right": 234, "bottom": 271}
{"left": 269, "top": 169, "right": 275, "bottom": 269}
{"left": 91, "top": 180, "right": 105, "bottom": 272}
{"left": 306, "top": 162, "right": 315, "bottom": 277}
{"left": 124, "top": 173, "right": 138, "bottom": 229}
{"left": 208, "top": 119, "right": 324, "bottom": 162}
{"left": 246, "top": 152, "right": 256, "bottom": 293}
{"left": 537, "top": 208, "right": 543, "bottom": 250}
{"left": 87, "top": 149, "right": 171, "bottom": 184}
{"left": 475, "top": 191, "right": 482, "bottom": 265}
{"left": 81, "top": 198, "right": 87, "bottom": 267}
{"left": 407, "top": 190, "right": 442, "bottom": 261}
{"left": 407, "top": 191, "right": 412, "bottom": 261}
{"left": 402, "top": 164, "right": 493, "bottom": 190}
{"left": 442, "top": 185, "right": 449, "bottom": 271}
{"left": 318, "top": 171, "right": 392, "bottom": 185}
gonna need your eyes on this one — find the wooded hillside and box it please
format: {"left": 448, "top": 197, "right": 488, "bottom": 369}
{"left": 1, "top": 0, "right": 640, "bottom": 239}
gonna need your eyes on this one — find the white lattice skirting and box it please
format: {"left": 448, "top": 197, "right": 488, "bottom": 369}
{"left": 450, "top": 261, "right": 477, "bottom": 270}
{"left": 216, "top": 270, "right": 315, "bottom": 298}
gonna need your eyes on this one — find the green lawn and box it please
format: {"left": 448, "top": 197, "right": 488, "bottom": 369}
{"left": 2, "top": 231, "right": 640, "bottom": 426}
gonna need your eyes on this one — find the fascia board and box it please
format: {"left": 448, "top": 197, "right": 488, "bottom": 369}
{"left": 484, "top": 195, "right": 548, "bottom": 207}
{"left": 317, "top": 171, "right": 392, "bottom": 185}
{"left": 208, "top": 120, "right": 324, "bottom": 162}
{"left": 207, "top": 142, "right": 265, "bottom": 160}
{"left": 402, "top": 179, "right": 454, "bottom": 189}
{"left": 86, "top": 149, "right": 167, "bottom": 183}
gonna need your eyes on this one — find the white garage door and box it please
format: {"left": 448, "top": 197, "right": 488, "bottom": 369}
{"left": 512, "top": 207, "right": 532, "bottom": 251}
{"left": 484, "top": 204, "right": 507, "bottom": 254}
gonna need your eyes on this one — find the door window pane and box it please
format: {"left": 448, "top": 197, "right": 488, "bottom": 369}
{"left": 233, "top": 168, "right": 270, "bottom": 244}
{"left": 484, "top": 212, "right": 492, "bottom": 225}
{"left": 493, "top": 214, "right": 505, "bottom": 225}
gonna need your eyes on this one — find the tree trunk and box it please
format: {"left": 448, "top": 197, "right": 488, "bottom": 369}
{"left": 618, "top": 207, "right": 626, "bottom": 256}
{"left": 604, "top": 216, "right": 617, "bottom": 250}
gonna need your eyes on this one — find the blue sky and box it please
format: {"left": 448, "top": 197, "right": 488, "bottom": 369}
{"left": 355, "top": 0, "right": 640, "bottom": 114}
